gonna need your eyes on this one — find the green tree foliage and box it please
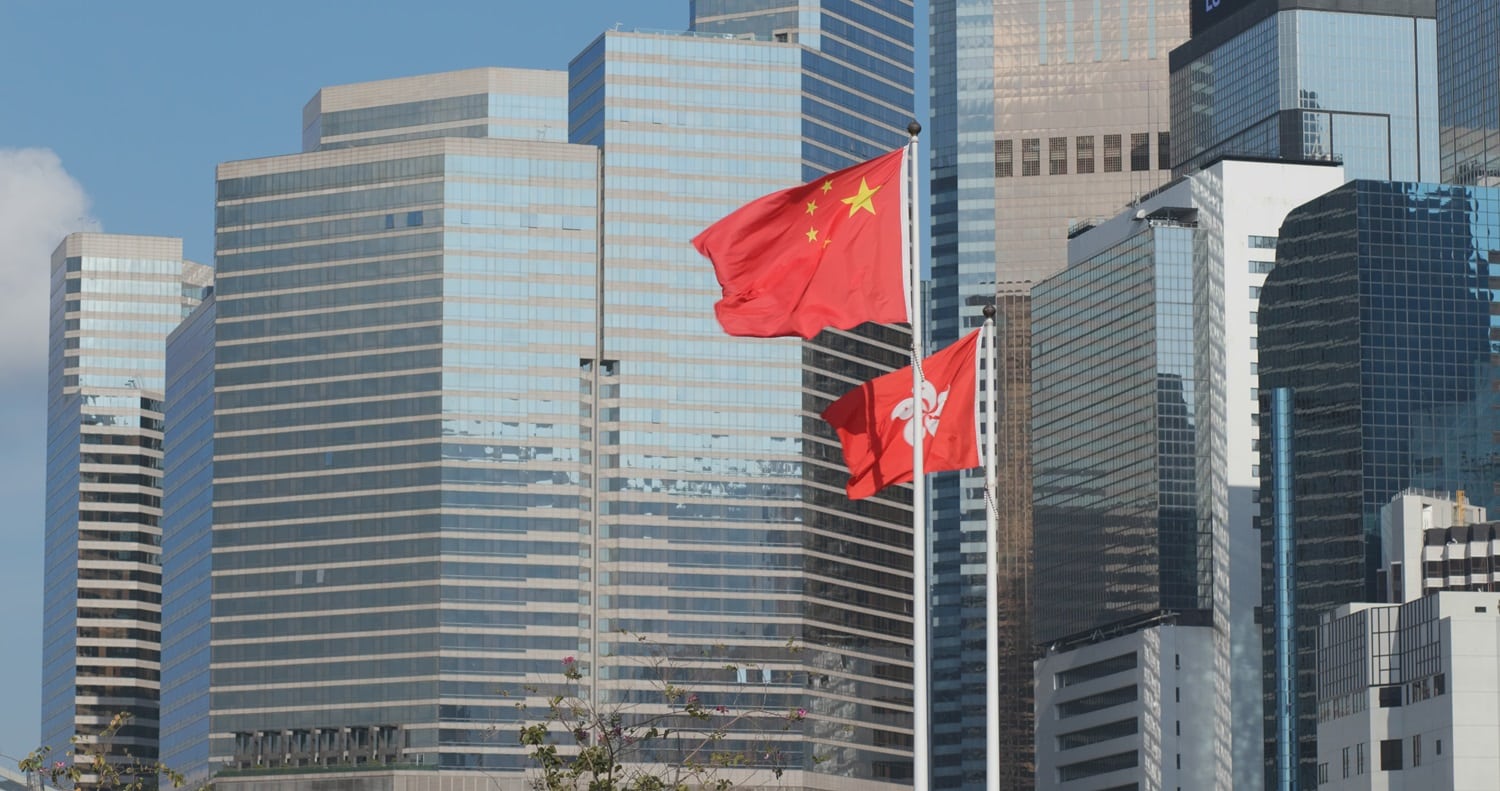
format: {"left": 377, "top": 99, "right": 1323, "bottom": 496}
{"left": 19, "top": 713, "right": 184, "bottom": 791}
{"left": 517, "top": 633, "right": 813, "bottom": 791}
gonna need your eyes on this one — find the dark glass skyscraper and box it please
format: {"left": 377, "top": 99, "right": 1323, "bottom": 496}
{"left": 1170, "top": 0, "right": 1438, "bottom": 182}
{"left": 1258, "top": 180, "right": 1500, "bottom": 790}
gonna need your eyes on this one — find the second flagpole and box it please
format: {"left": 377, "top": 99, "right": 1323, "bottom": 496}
{"left": 905, "top": 120, "right": 929, "bottom": 791}
{"left": 982, "top": 304, "right": 1000, "bottom": 791}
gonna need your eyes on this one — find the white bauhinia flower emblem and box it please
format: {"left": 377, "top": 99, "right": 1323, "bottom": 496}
{"left": 890, "top": 380, "right": 950, "bottom": 447}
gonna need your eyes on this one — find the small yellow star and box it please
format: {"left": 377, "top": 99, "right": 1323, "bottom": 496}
{"left": 806, "top": 227, "right": 819, "bottom": 243}
{"left": 823, "top": 238, "right": 833, "bottom": 247}
{"left": 820, "top": 180, "right": 834, "bottom": 194}
{"left": 806, "top": 200, "right": 818, "bottom": 215}
{"left": 841, "top": 177, "right": 881, "bottom": 217}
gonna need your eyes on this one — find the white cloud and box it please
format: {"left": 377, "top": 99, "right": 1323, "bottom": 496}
{"left": 0, "top": 148, "right": 101, "bottom": 373}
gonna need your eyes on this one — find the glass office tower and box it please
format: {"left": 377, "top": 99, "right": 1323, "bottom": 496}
{"left": 1170, "top": 0, "right": 1438, "bottom": 182}
{"left": 927, "top": 2, "right": 1187, "bottom": 786}
{"left": 1033, "top": 209, "right": 1209, "bottom": 643}
{"left": 1028, "top": 158, "right": 1344, "bottom": 790}
{"left": 1438, "top": 0, "right": 1500, "bottom": 184}
{"left": 159, "top": 296, "right": 215, "bottom": 787}
{"left": 204, "top": 70, "right": 605, "bottom": 777}
{"left": 182, "top": 2, "right": 918, "bottom": 784}
{"left": 570, "top": 19, "right": 915, "bottom": 787}
{"left": 1258, "top": 180, "right": 1500, "bottom": 790}
{"left": 42, "top": 233, "right": 210, "bottom": 780}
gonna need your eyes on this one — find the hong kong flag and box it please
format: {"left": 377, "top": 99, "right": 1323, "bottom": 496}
{"left": 692, "top": 148, "right": 909, "bottom": 338}
{"left": 821, "top": 329, "right": 982, "bottom": 499}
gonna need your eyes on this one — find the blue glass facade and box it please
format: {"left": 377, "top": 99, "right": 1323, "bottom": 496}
{"left": 1438, "top": 0, "right": 1500, "bottom": 184}
{"left": 1170, "top": 2, "right": 1439, "bottom": 181}
{"left": 160, "top": 296, "right": 216, "bottom": 785}
{"left": 1258, "top": 180, "right": 1500, "bottom": 790}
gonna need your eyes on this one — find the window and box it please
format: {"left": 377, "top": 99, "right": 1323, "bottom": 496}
{"left": 1249, "top": 285, "right": 1262, "bottom": 299}
{"left": 1056, "top": 717, "right": 1138, "bottom": 750}
{"left": 1104, "top": 134, "right": 1122, "bottom": 172}
{"left": 995, "top": 139, "right": 1013, "bottom": 178}
{"left": 1435, "top": 738, "right": 1442, "bottom": 756}
{"left": 1022, "top": 138, "right": 1041, "bottom": 176}
{"left": 1049, "top": 137, "right": 1068, "bottom": 175}
{"left": 1130, "top": 132, "right": 1150, "bottom": 171}
{"left": 1378, "top": 686, "right": 1402, "bottom": 707}
{"left": 1412, "top": 734, "right": 1421, "bottom": 767}
{"left": 1057, "top": 652, "right": 1136, "bottom": 687}
{"left": 1057, "top": 751, "right": 1138, "bottom": 782}
{"left": 1357, "top": 742, "right": 1366, "bottom": 774}
{"left": 1248, "top": 235, "right": 1277, "bottom": 248}
{"left": 1250, "top": 259, "right": 1275, "bottom": 274}
{"left": 1158, "top": 131, "right": 1171, "bottom": 169}
{"left": 1076, "top": 135, "right": 1095, "bottom": 173}
{"left": 1318, "top": 762, "right": 1328, "bottom": 784}
{"left": 1342, "top": 747, "right": 1350, "bottom": 778}
{"left": 1380, "top": 739, "right": 1402, "bottom": 771}
{"left": 1249, "top": 311, "right": 1258, "bottom": 325}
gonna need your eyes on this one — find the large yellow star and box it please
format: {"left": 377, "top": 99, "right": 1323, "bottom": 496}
{"left": 840, "top": 178, "right": 881, "bottom": 217}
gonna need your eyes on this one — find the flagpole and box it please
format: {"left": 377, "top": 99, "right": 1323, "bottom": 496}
{"left": 982, "top": 304, "right": 1000, "bottom": 791}
{"left": 905, "top": 120, "right": 929, "bottom": 791}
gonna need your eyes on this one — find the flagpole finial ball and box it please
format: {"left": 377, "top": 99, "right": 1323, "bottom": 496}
{"left": 907, "top": 121, "right": 921, "bottom": 137}
{"left": 982, "top": 305, "right": 996, "bottom": 319}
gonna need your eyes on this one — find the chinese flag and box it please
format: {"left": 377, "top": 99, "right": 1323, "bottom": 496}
{"left": 821, "top": 330, "right": 982, "bottom": 500}
{"left": 692, "top": 148, "right": 909, "bottom": 338}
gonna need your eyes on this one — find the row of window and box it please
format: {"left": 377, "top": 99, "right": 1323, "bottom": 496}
{"left": 995, "top": 132, "right": 1170, "bottom": 177}
{"left": 1322, "top": 735, "right": 1439, "bottom": 782}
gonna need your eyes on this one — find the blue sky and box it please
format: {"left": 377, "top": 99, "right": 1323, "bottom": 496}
{"left": 0, "top": 0, "right": 928, "bottom": 763}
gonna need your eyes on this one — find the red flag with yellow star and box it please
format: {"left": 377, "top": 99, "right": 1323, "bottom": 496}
{"left": 692, "top": 148, "right": 909, "bottom": 338}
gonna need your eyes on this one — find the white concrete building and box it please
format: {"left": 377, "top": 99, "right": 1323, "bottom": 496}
{"left": 1316, "top": 491, "right": 1500, "bottom": 790}
{"left": 1315, "top": 591, "right": 1500, "bottom": 791}
{"left": 1035, "top": 624, "right": 1218, "bottom": 791}
{"left": 1382, "top": 489, "right": 1493, "bottom": 602}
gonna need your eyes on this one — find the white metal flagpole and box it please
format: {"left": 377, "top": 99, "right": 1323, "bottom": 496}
{"left": 981, "top": 305, "right": 1000, "bottom": 791}
{"left": 905, "top": 120, "right": 929, "bottom": 791}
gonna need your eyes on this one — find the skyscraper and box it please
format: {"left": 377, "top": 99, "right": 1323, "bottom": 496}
{"left": 926, "top": 3, "right": 1187, "bottom": 785}
{"left": 42, "top": 233, "right": 210, "bottom": 780}
{"left": 1438, "top": 0, "right": 1500, "bottom": 184}
{"left": 1030, "top": 157, "right": 1345, "bottom": 791}
{"left": 1259, "top": 179, "right": 1500, "bottom": 790}
{"left": 1170, "top": 0, "right": 1439, "bottom": 181}
{"left": 163, "top": 3, "right": 920, "bottom": 786}
{"left": 159, "top": 294, "right": 215, "bottom": 787}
